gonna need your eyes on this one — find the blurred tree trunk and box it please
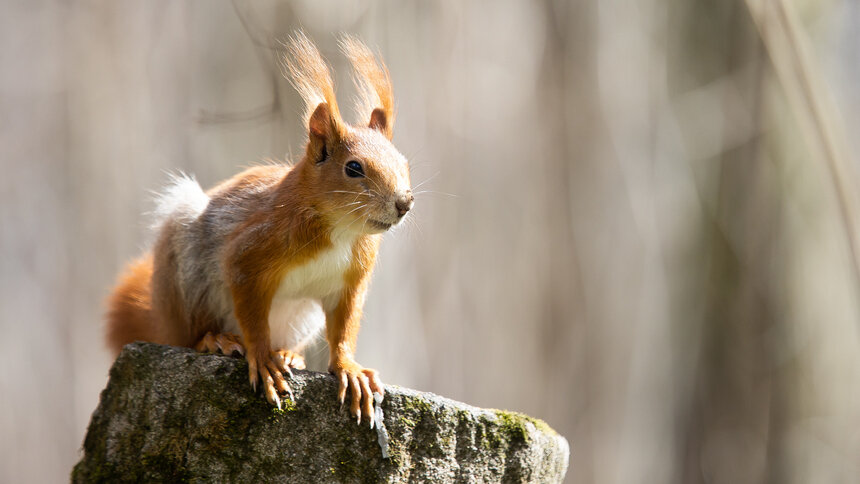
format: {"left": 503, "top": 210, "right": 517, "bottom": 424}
{"left": 669, "top": 1, "right": 794, "bottom": 482}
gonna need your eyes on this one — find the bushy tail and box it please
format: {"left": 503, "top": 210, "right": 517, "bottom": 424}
{"left": 151, "top": 173, "right": 210, "bottom": 230}
{"left": 105, "top": 254, "right": 156, "bottom": 356}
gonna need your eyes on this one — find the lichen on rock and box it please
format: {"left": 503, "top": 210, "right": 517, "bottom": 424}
{"left": 73, "top": 343, "right": 569, "bottom": 483}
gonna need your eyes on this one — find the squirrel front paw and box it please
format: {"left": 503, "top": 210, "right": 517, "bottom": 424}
{"left": 246, "top": 348, "right": 300, "bottom": 410}
{"left": 329, "top": 359, "right": 384, "bottom": 426}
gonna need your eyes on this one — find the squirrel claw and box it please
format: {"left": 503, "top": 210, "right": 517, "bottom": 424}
{"left": 248, "top": 348, "right": 305, "bottom": 408}
{"left": 331, "top": 361, "right": 383, "bottom": 426}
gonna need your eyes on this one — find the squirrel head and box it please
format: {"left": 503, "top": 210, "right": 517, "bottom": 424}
{"left": 285, "top": 32, "right": 412, "bottom": 235}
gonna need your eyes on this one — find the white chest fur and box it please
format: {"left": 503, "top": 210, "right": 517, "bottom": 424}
{"left": 265, "top": 233, "right": 356, "bottom": 351}
{"left": 273, "top": 235, "right": 355, "bottom": 300}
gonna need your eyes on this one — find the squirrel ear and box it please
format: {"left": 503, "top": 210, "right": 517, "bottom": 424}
{"left": 368, "top": 108, "right": 391, "bottom": 140}
{"left": 309, "top": 102, "right": 339, "bottom": 142}
{"left": 308, "top": 103, "right": 340, "bottom": 163}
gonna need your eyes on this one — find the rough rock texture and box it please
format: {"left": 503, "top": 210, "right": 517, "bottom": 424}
{"left": 73, "top": 343, "right": 569, "bottom": 483}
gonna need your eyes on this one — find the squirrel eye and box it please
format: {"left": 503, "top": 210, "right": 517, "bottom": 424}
{"left": 345, "top": 161, "right": 364, "bottom": 178}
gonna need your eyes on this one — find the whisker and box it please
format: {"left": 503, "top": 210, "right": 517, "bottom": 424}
{"left": 288, "top": 201, "right": 369, "bottom": 255}
{"left": 360, "top": 218, "right": 369, "bottom": 240}
{"left": 343, "top": 204, "right": 368, "bottom": 217}
{"left": 364, "top": 176, "right": 386, "bottom": 197}
{"left": 413, "top": 190, "right": 458, "bottom": 198}
{"left": 340, "top": 209, "right": 366, "bottom": 235}
{"left": 405, "top": 213, "right": 423, "bottom": 239}
{"left": 412, "top": 172, "right": 440, "bottom": 191}
{"left": 311, "top": 343, "right": 326, "bottom": 359}
{"left": 325, "top": 190, "right": 372, "bottom": 196}
{"left": 331, "top": 201, "right": 364, "bottom": 209}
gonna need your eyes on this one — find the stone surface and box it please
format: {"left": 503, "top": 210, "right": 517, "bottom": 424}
{"left": 72, "top": 343, "right": 569, "bottom": 483}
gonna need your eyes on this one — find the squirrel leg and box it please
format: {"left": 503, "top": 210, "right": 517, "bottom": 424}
{"left": 194, "top": 332, "right": 245, "bottom": 357}
{"left": 325, "top": 294, "right": 384, "bottom": 426}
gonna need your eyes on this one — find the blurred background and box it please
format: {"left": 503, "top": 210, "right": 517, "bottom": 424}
{"left": 3, "top": 0, "right": 860, "bottom": 482}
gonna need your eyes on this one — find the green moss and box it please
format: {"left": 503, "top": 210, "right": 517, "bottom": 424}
{"left": 494, "top": 411, "right": 530, "bottom": 444}
{"left": 489, "top": 409, "right": 557, "bottom": 448}
{"left": 479, "top": 420, "right": 503, "bottom": 450}
{"left": 440, "top": 433, "right": 454, "bottom": 450}
{"left": 494, "top": 409, "right": 556, "bottom": 437}
{"left": 386, "top": 445, "right": 406, "bottom": 467}
{"left": 473, "top": 410, "right": 546, "bottom": 450}
{"left": 401, "top": 396, "right": 433, "bottom": 415}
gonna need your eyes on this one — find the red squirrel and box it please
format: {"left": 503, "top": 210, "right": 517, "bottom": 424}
{"left": 105, "top": 32, "right": 412, "bottom": 423}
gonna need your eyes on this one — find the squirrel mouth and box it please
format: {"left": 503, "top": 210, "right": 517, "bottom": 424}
{"left": 368, "top": 219, "right": 392, "bottom": 231}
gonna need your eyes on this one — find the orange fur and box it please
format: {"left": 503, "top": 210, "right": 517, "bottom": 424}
{"left": 105, "top": 255, "right": 156, "bottom": 354}
{"left": 106, "top": 33, "right": 408, "bottom": 416}
{"left": 327, "top": 235, "right": 380, "bottom": 359}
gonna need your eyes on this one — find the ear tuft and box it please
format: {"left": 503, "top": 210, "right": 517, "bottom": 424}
{"left": 282, "top": 31, "right": 344, "bottom": 140}
{"left": 339, "top": 35, "right": 395, "bottom": 140}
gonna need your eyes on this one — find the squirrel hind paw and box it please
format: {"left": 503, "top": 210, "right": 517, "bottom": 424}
{"left": 194, "top": 332, "right": 245, "bottom": 357}
{"left": 273, "top": 349, "right": 306, "bottom": 370}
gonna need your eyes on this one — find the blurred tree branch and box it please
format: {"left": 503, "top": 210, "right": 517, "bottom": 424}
{"left": 744, "top": 0, "right": 860, "bottom": 296}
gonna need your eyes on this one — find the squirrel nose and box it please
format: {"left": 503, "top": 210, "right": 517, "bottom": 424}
{"left": 395, "top": 192, "right": 414, "bottom": 217}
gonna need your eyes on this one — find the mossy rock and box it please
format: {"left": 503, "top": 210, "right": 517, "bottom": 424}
{"left": 72, "top": 343, "right": 569, "bottom": 483}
